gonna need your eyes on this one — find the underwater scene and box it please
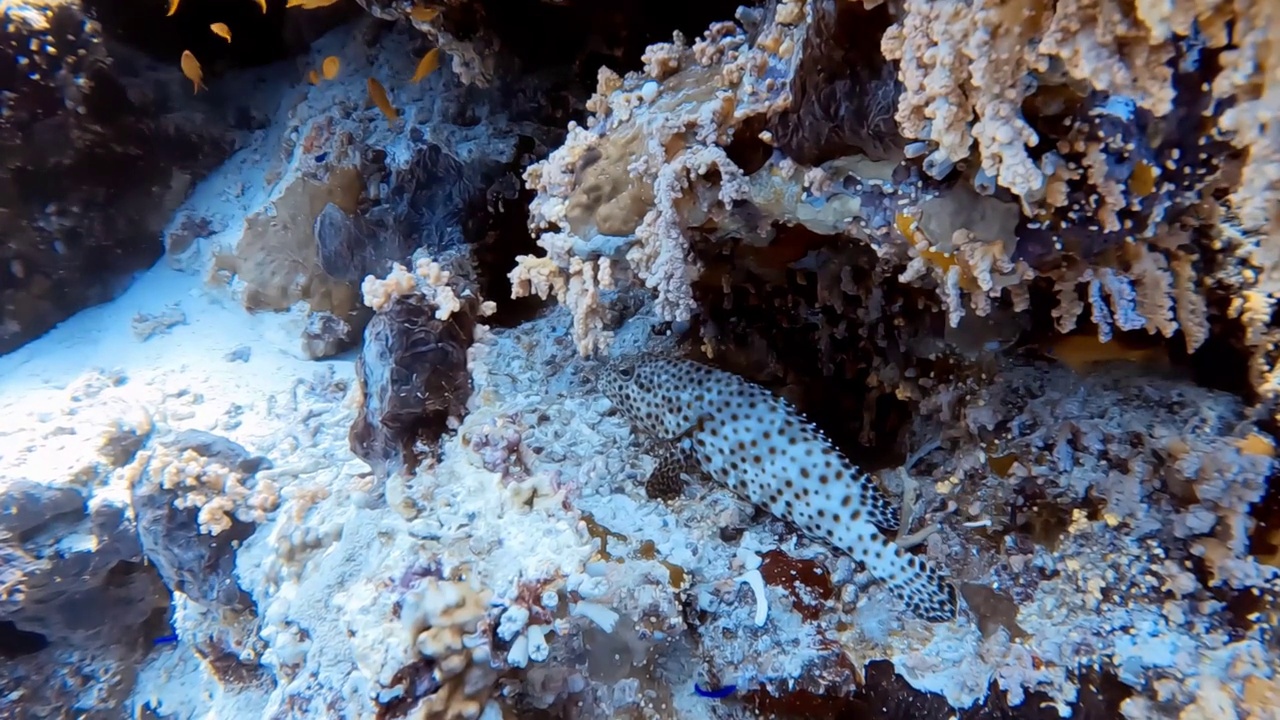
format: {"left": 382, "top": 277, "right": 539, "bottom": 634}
{"left": 1, "top": 0, "right": 1278, "bottom": 717}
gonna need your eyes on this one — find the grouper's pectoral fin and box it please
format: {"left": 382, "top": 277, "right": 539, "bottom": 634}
{"left": 642, "top": 438, "right": 699, "bottom": 501}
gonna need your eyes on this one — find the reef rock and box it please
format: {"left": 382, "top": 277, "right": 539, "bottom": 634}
{"left": 351, "top": 255, "right": 487, "bottom": 478}
{"left": 0, "top": 418, "right": 170, "bottom": 719}
{"left": 0, "top": 0, "right": 241, "bottom": 356}
{"left": 0, "top": 480, "right": 166, "bottom": 647}
{"left": 132, "top": 430, "right": 274, "bottom": 614}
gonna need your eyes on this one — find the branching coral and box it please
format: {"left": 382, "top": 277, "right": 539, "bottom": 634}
{"left": 1199, "top": 0, "right": 1280, "bottom": 407}
{"left": 512, "top": 0, "right": 1272, "bottom": 365}
{"left": 879, "top": 0, "right": 1217, "bottom": 201}
{"left": 1201, "top": 1, "right": 1280, "bottom": 236}
{"left": 873, "top": 0, "right": 1278, "bottom": 360}
{"left": 142, "top": 436, "right": 281, "bottom": 538}
{"left": 882, "top": 0, "right": 1048, "bottom": 196}
{"left": 513, "top": 13, "right": 807, "bottom": 355}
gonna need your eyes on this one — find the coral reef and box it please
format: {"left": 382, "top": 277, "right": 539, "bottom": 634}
{"left": 4, "top": 0, "right": 1279, "bottom": 718}
{"left": 512, "top": 0, "right": 1273, "bottom": 374}
{"left": 201, "top": 13, "right": 579, "bottom": 358}
{"left": 506, "top": 0, "right": 1280, "bottom": 715}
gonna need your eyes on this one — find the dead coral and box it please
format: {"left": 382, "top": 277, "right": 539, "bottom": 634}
{"left": 899, "top": 359, "right": 1279, "bottom": 710}
{"left": 1200, "top": 0, "right": 1280, "bottom": 412}
{"left": 389, "top": 572, "right": 496, "bottom": 720}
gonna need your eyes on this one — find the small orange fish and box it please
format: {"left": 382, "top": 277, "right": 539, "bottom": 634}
{"left": 307, "top": 69, "right": 319, "bottom": 85}
{"left": 286, "top": 0, "right": 341, "bottom": 8}
{"left": 1236, "top": 433, "right": 1276, "bottom": 458}
{"left": 180, "top": 50, "right": 205, "bottom": 94}
{"left": 210, "top": 22, "right": 232, "bottom": 42}
{"left": 254, "top": 0, "right": 266, "bottom": 12}
{"left": 410, "top": 47, "right": 440, "bottom": 83}
{"left": 166, "top": 0, "right": 180, "bottom": 16}
{"left": 408, "top": 5, "right": 439, "bottom": 22}
{"left": 366, "top": 77, "right": 399, "bottom": 122}
{"left": 1042, "top": 334, "right": 1167, "bottom": 374}
{"left": 322, "top": 56, "right": 340, "bottom": 80}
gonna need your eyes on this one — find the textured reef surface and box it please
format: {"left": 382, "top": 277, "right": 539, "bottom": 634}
{"left": 1, "top": 0, "right": 1278, "bottom": 719}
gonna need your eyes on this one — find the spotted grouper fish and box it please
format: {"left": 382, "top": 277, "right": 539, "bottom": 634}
{"left": 600, "top": 356, "right": 958, "bottom": 622}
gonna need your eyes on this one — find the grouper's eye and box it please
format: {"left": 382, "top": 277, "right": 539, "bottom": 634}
{"left": 616, "top": 365, "right": 635, "bottom": 380}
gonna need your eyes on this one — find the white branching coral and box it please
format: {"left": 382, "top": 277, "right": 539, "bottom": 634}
{"left": 878, "top": 0, "right": 1269, "bottom": 353}
{"left": 148, "top": 446, "right": 280, "bottom": 535}
{"left": 880, "top": 0, "right": 1258, "bottom": 205}
{"left": 513, "top": 16, "right": 807, "bottom": 356}
{"left": 881, "top": 0, "right": 979, "bottom": 183}
{"left": 1201, "top": 1, "right": 1280, "bottom": 236}
{"left": 362, "top": 257, "right": 494, "bottom": 320}
{"left": 1040, "top": 236, "right": 1210, "bottom": 349}
{"left": 627, "top": 144, "right": 749, "bottom": 324}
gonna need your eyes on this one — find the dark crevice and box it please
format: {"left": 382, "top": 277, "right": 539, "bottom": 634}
{"left": 1185, "top": 318, "right": 1254, "bottom": 400}
{"left": 1012, "top": 271, "right": 1254, "bottom": 407}
{"left": 375, "top": 657, "right": 442, "bottom": 720}
{"left": 689, "top": 231, "right": 937, "bottom": 468}
{"left": 744, "top": 661, "right": 1131, "bottom": 720}
{"left": 143, "top": 605, "right": 177, "bottom": 650}
{"left": 1015, "top": 44, "right": 1228, "bottom": 272}
{"left": 724, "top": 113, "right": 773, "bottom": 175}
{"left": 104, "top": 559, "right": 150, "bottom": 588}
{"left": 473, "top": 135, "right": 547, "bottom": 329}
{"left": 477, "top": 0, "right": 749, "bottom": 82}
{"left": 768, "top": 0, "right": 901, "bottom": 165}
{"left": 0, "top": 621, "right": 49, "bottom": 659}
{"left": 1181, "top": 553, "right": 1264, "bottom": 644}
